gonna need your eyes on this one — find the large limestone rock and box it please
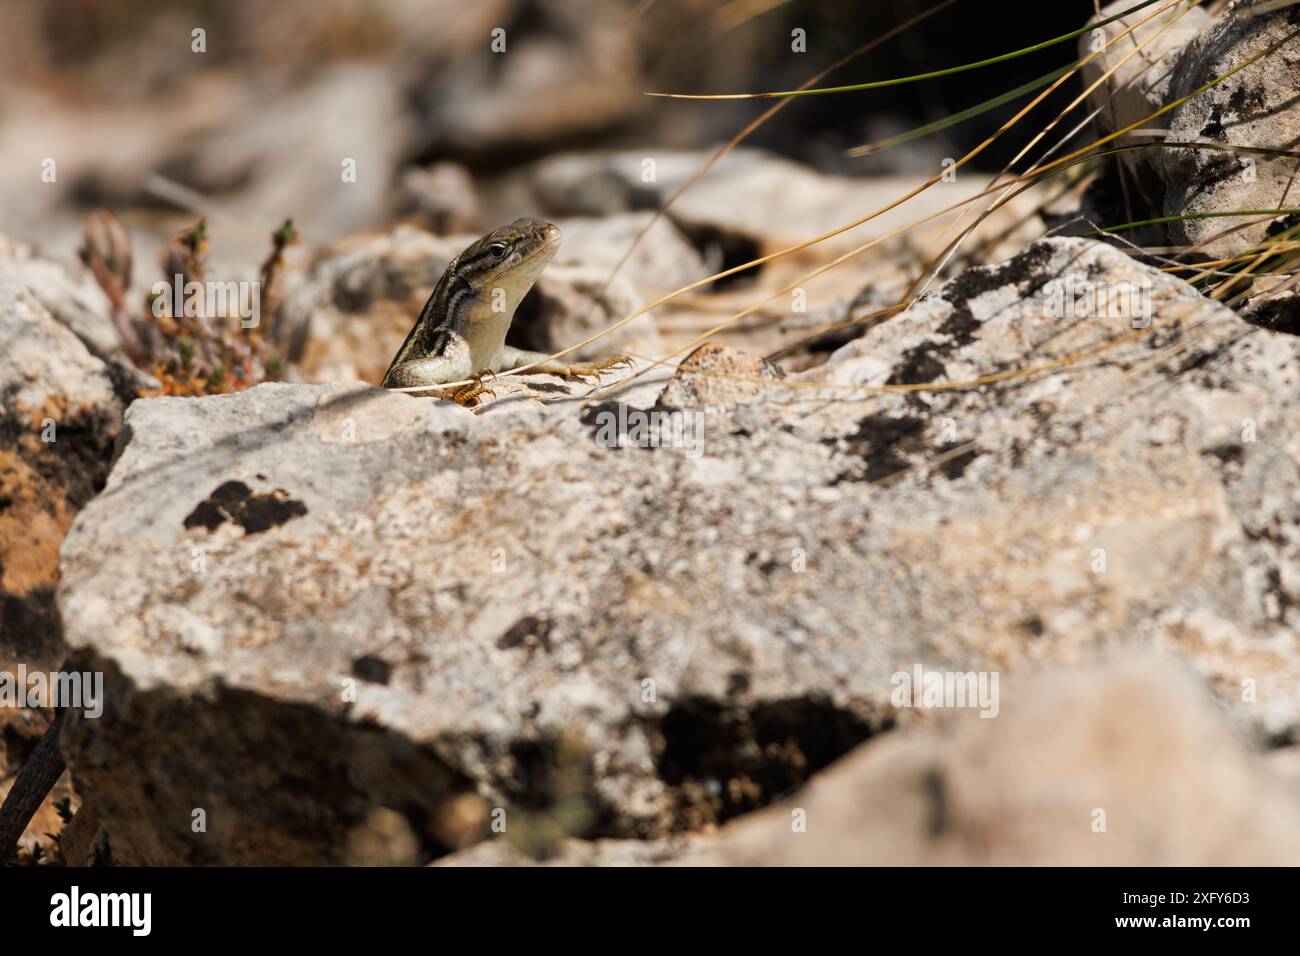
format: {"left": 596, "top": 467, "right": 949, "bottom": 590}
{"left": 55, "top": 237, "right": 1300, "bottom": 863}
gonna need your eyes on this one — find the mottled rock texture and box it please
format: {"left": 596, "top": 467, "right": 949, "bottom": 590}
{"left": 1080, "top": 0, "right": 1214, "bottom": 196}
{"left": 0, "top": 277, "right": 141, "bottom": 851}
{"left": 54, "top": 238, "right": 1300, "bottom": 864}
{"left": 1159, "top": 0, "right": 1300, "bottom": 256}
{"left": 443, "top": 656, "right": 1300, "bottom": 865}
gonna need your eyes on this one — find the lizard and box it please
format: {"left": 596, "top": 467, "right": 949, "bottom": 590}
{"left": 381, "top": 217, "right": 628, "bottom": 404}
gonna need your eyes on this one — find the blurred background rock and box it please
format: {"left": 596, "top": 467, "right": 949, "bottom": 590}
{"left": 0, "top": 0, "right": 1097, "bottom": 262}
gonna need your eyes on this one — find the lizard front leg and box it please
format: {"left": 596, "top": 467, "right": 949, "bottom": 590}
{"left": 382, "top": 334, "right": 494, "bottom": 405}
{"left": 492, "top": 345, "right": 631, "bottom": 381}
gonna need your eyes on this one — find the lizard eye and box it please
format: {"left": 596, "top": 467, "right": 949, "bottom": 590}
{"left": 488, "top": 242, "right": 508, "bottom": 258}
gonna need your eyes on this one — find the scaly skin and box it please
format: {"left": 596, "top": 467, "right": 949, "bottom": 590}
{"left": 381, "top": 217, "right": 628, "bottom": 404}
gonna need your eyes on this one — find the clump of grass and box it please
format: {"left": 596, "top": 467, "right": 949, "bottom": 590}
{"left": 81, "top": 211, "right": 298, "bottom": 396}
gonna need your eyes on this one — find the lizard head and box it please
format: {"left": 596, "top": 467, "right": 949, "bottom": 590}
{"left": 454, "top": 217, "right": 561, "bottom": 305}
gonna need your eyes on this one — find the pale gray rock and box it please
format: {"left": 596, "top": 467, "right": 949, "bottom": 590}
{"left": 55, "top": 237, "right": 1300, "bottom": 864}
{"left": 1159, "top": 0, "right": 1300, "bottom": 256}
{"left": 416, "top": 0, "right": 642, "bottom": 160}
{"left": 437, "top": 833, "right": 713, "bottom": 867}
{"left": 0, "top": 237, "right": 124, "bottom": 362}
{"left": 1079, "top": 0, "right": 1214, "bottom": 196}
{"left": 550, "top": 213, "right": 709, "bottom": 295}
{"left": 526, "top": 265, "right": 663, "bottom": 362}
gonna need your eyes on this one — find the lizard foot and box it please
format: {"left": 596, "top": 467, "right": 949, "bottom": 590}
{"left": 559, "top": 355, "right": 634, "bottom": 382}
{"left": 451, "top": 370, "right": 497, "bottom": 407}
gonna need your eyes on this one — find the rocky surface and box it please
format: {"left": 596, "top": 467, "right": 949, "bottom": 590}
{"left": 707, "top": 654, "right": 1300, "bottom": 865}
{"left": 52, "top": 236, "right": 1300, "bottom": 864}
{"left": 1080, "top": 0, "right": 1214, "bottom": 199}
{"left": 0, "top": 274, "right": 145, "bottom": 853}
{"left": 442, "top": 655, "right": 1300, "bottom": 865}
{"left": 0, "top": 238, "right": 128, "bottom": 364}
{"left": 0, "top": 282, "right": 140, "bottom": 673}
{"left": 6, "top": 0, "right": 1300, "bottom": 869}
{"left": 528, "top": 148, "right": 1044, "bottom": 269}
{"left": 1158, "top": 0, "right": 1300, "bottom": 257}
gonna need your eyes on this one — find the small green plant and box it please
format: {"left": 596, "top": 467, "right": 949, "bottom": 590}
{"left": 83, "top": 212, "right": 299, "bottom": 396}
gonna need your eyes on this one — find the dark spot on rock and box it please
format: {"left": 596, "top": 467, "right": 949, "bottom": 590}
{"left": 497, "top": 615, "right": 553, "bottom": 656}
{"left": 937, "top": 307, "right": 981, "bottom": 347}
{"left": 887, "top": 343, "right": 947, "bottom": 385}
{"left": 1264, "top": 728, "right": 1297, "bottom": 750}
{"left": 1204, "top": 443, "right": 1244, "bottom": 466}
{"left": 1192, "top": 149, "right": 1250, "bottom": 190}
{"left": 579, "top": 401, "right": 620, "bottom": 428}
{"left": 1266, "top": 567, "right": 1297, "bottom": 620}
{"left": 1228, "top": 83, "right": 1269, "bottom": 118}
{"left": 351, "top": 655, "right": 391, "bottom": 685}
{"left": 1021, "top": 615, "right": 1045, "bottom": 638}
{"left": 579, "top": 400, "right": 624, "bottom": 446}
{"left": 940, "top": 241, "right": 1054, "bottom": 310}
{"left": 882, "top": 244, "right": 1059, "bottom": 387}
{"left": 727, "top": 672, "right": 751, "bottom": 696}
{"left": 183, "top": 480, "right": 308, "bottom": 535}
{"left": 1172, "top": 338, "right": 1234, "bottom": 378}
{"left": 524, "top": 381, "right": 570, "bottom": 395}
{"left": 745, "top": 549, "right": 783, "bottom": 575}
{"left": 1200, "top": 103, "right": 1226, "bottom": 139}
{"left": 655, "top": 696, "right": 887, "bottom": 829}
{"left": 1267, "top": 213, "right": 1300, "bottom": 239}
{"left": 826, "top": 414, "right": 926, "bottom": 483}
{"left": 937, "top": 447, "right": 978, "bottom": 480}
{"left": 0, "top": 391, "right": 121, "bottom": 510}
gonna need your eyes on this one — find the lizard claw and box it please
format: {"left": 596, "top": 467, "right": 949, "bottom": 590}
{"left": 452, "top": 370, "right": 497, "bottom": 407}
